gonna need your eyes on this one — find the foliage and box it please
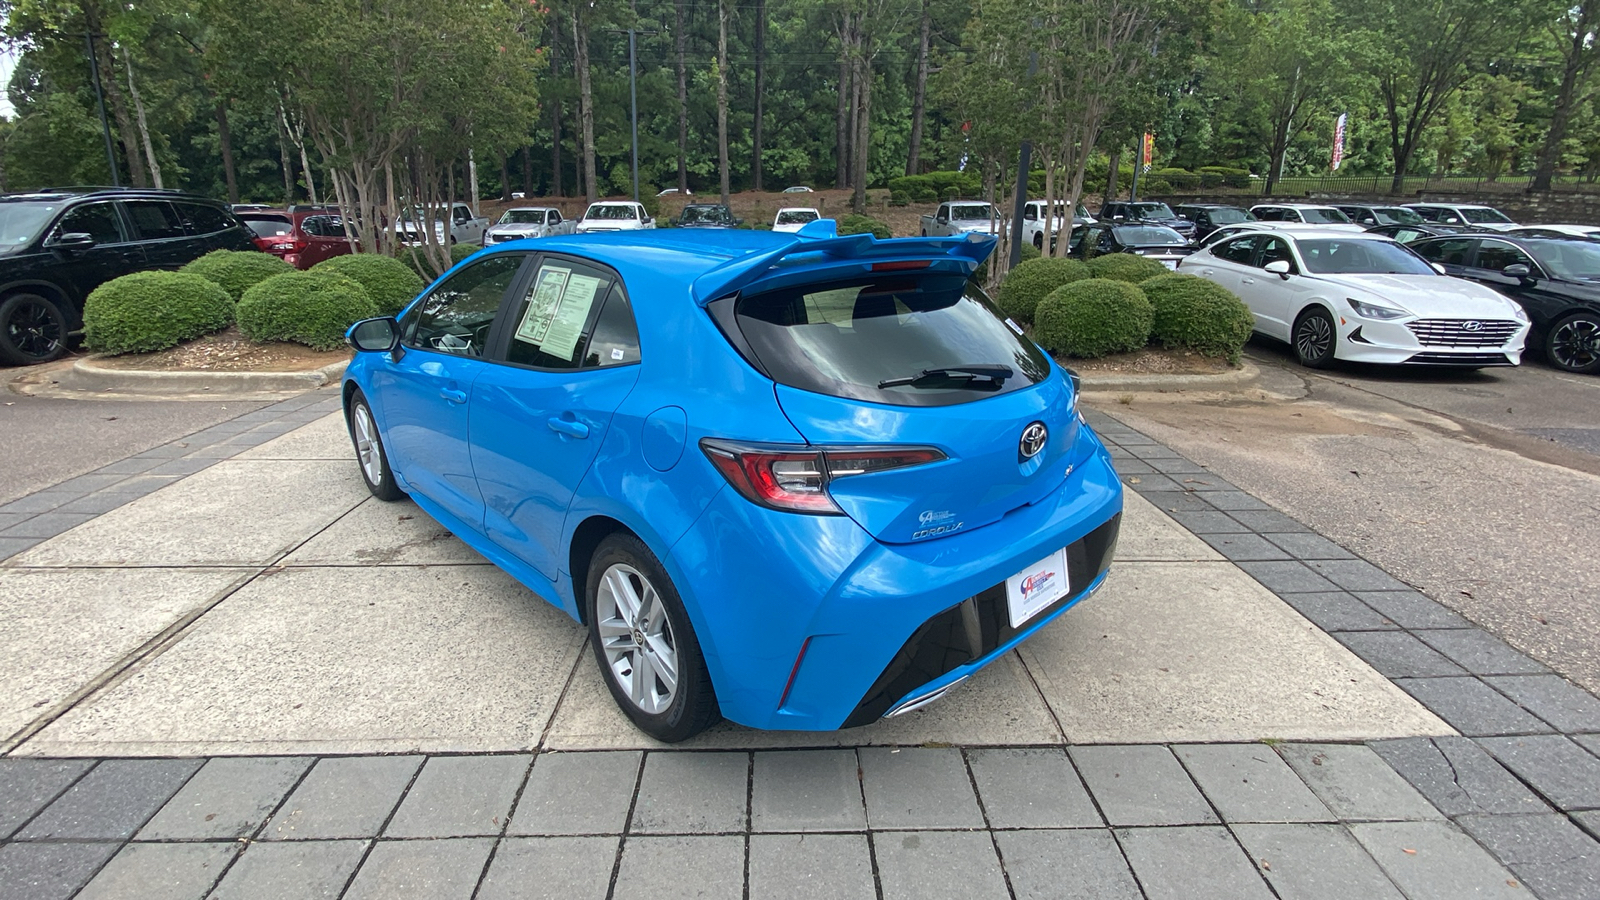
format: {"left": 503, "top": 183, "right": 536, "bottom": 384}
{"left": 974, "top": 240, "right": 1039, "bottom": 286}
{"left": 237, "top": 271, "right": 377, "bottom": 350}
{"left": 1139, "top": 273, "right": 1254, "bottom": 362}
{"left": 838, "top": 214, "right": 892, "bottom": 239}
{"left": 1033, "top": 279, "right": 1154, "bottom": 358}
{"left": 180, "top": 250, "right": 295, "bottom": 302}
{"left": 398, "top": 243, "right": 481, "bottom": 281}
{"left": 996, "top": 257, "right": 1091, "bottom": 324}
{"left": 83, "top": 271, "right": 234, "bottom": 355}
{"left": 1086, "top": 253, "right": 1171, "bottom": 284}
{"left": 886, "top": 170, "right": 984, "bottom": 201}
{"left": 311, "top": 254, "right": 425, "bottom": 316}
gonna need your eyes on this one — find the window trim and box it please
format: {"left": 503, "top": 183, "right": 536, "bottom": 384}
{"left": 54, "top": 200, "right": 131, "bottom": 246}
{"left": 482, "top": 252, "right": 642, "bottom": 374}
{"left": 1472, "top": 239, "right": 1547, "bottom": 279}
{"left": 122, "top": 199, "right": 189, "bottom": 242}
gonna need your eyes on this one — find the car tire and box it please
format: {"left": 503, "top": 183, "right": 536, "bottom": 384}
{"left": 0, "top": 291, "right": 69, "bottom": 367}
{"left": 346, "top": 391, "right": 405, "bottom": 501}
{"left": 587, "top": 533, "right": 718, "bottom": 743}
{"left": 1033, "top": 233, "right": 1044, "bottom": 251}
{"left": 1292, "top": 306, "right": 1337, "bottom": 369}
{"left": 1545, "top": 311, "right": 1600, "bottom": 374}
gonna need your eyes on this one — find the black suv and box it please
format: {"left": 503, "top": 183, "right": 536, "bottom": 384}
{"left": 1172, "top": 204, "right": 1253, "bottom": 241}
{"left": 1098, "top": 200, "right": 1197, "bottom": 240}
{"left": 0, "top": 187, "right": 254, "bottom": 366}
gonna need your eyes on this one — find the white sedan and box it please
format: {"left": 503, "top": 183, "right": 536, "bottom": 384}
{"left": 772, "top": 207, "right": 821, "bottom": 233}
{"left": 1177, "top": 228, "right": 1530, "bottom": 368}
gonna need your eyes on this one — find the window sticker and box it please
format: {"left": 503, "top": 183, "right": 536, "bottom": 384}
{"left": 540, "top": 273, "right": 603, "bottom": 360}
{"left": 515, "top": 266, "right": 571, "bottom": 345}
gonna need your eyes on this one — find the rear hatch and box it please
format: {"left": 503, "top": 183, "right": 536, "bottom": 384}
{"left": 723, "top": 270, "right": 1080, "bottom": 544}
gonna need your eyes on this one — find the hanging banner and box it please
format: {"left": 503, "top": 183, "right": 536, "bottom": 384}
{"left": 1331, "top": 113, "right": 1348, "bottom": 172}
{"left": 1141, "top": 133, "right": 1155, "bottom": 173}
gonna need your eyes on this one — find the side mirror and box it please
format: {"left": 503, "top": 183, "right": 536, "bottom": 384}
{"left": 937, "top": 215, "right": 948, "bottom": 224}
{"left": 1264, "top": 260, "right": 1292, "bottom": 278}
{"left": 347, "top": 317, "right": 400, "bottom": 354}
{"left": 1432, "top": 262, "right": 1448, "bottom": 275}
{"left": 1503, "top": 263, "right": 1532, "bottom": 279}
{"left": 46, "top": 232, "right": 95, "bottom": 250}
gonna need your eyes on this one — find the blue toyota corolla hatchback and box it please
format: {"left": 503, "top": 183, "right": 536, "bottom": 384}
{"left": 342, "top": 223, "right": 1122, "bottom": 741}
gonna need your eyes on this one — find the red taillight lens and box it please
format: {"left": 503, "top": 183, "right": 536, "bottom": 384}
{"left": 700, "top": 440, "right": 945, "bottom": 515}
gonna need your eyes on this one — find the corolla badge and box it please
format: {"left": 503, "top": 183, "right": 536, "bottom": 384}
{"left": 912, "top": 509, "right": 963, "bottom": 540}
{"left": 1019, "top": 422, "right": 1048, "bottom": 461}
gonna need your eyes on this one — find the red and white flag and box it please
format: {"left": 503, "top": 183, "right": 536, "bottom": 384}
{"left": 1331, "top": 113, "right": 1348, "bottom": 171}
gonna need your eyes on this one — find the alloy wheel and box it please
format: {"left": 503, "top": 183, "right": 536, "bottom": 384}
{"left": 4, "top": 297, "right": 64, "bottom": 362}
{"left": 1295, "top": 314, "right": 1333, "bottom": 363}
{"left": 596, "top": 563, "right": 679, "bottom": 715}
{"left": 1550, "top": 317, "right": 1600, "bottom": 371}
{"left": 352, "top": 403, "right": 384, "bottom": 485}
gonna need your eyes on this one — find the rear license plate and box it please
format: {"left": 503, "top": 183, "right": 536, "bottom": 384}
{"left": 1005, "top": 548, "right": 1070, "bottom": 628}
{"left": 1161, "top": 259, "right": 1178, "bottom": 270}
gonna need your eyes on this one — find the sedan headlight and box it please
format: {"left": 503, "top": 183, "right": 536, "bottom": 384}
{"left": 1346, "top": 298, "right": 1412, "bottom": 320}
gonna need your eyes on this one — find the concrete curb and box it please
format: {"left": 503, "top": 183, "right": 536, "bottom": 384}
{"left": 1076, "top": 360, "right": 1260, "bottom": 393}
{"left": 59, "top": 356, "right": 349, "bottom": 395}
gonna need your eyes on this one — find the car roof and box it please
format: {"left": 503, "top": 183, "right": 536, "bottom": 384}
{"left": 776, "top": 207, "right": 820, "bottom": 214}
{"left": 506, "top": 206, "right": 557, "bottom": 212}
{"left": 1251, "top": 202, "right": 1340, "bottom": 209}
{"left": 0, "top": 187, "right": 219, "bottom": 204}
{"left": 587, "top": 200, "right": 640, "bottom": 206}
{"left": 1408, "top": 202, "right": 1502, "bottom": 210}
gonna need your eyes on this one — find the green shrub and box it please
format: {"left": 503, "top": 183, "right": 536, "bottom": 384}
{"left": 838, "top": 214, "right": 892, "bottom": 239}
{"left": 973, "top": 240, "right": 1040, "bottom": 286}
{"left": 237, "top": 271, "right": 377, "bottom": 351}
{"left": 1140, "top": 273, "right": 1255, "bottom": 363}
{"left": 1033, "top": 278, "right": 1154, "bottom": 358}
{"left": 83, "top": 271, "right": 234, "bottom": 355}
{"left": 1154, "top": 168, "right": 1201, "bottom": 190}
{"left": 311, "top": 254, "right": 425, "bottom": 317}
{"left": 1140, "top": 177, "right": 1173, "bottom": 195}
{"left": 1197, "top": 166, "right": 1252, "bottom": 188}
{"left": 995, "top": 257, "right": 1091, "bottom": 324}
{"left": 179, "top": 249, "right": 294, "bottom": 302}
{"left": 1086, "top": 253, "right": 1171, "bottom": 284}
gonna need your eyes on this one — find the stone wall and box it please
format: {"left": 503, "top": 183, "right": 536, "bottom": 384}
{"left": 1148, "top": 191, "right": 1600, "bottom": 223}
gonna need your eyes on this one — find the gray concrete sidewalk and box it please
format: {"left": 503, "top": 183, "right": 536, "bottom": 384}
{"left": 0, "top": 393, "right": 1596, "bottom": 898}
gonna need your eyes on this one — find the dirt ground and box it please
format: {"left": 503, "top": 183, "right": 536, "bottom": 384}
{"left": 480, "top": 189, "right": 931, "bottom": 236}
{"left": 95, "top": 327, "right": 348, "bottom": 372}
{"left": 1058, "top": 348, "right": 1237, "bottom": 376}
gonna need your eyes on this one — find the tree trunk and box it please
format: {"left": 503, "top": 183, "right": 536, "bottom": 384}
{"left": 752, "top": 0, "right": 766, "bottom": 191}
{"left": 275, "top": 118, "right": 296, "bottom": 206}
{"left": 550, "top": 34, "right": 564, "bottom": 198}
{"left": 1104, "top": 146, "right": 1121, "bottom": 204}
{"left": 906, "top": 0, "right": 930, "bottom": 176}
{"left": 82, "top": 19, "right": 147, "bottom": 188}
{"left": 676, "top": 0, "right": 689, "bottom": 193}
{"left": 501, "top": 155, "right": 511, "bottom": 201}
{"left": 523, "top": 146, "right": 534, "bottom": 197}
{"left": 718, "top": 0, "right": 731, "bottom": 205}
{"left": 214, "top": 100, "right": 239, "bottom": 203}
{"left": 1532, "top": 13, "right": 1594, "bottom": 192}
{"left": 122, "top": 50, "right": 162, "bottom": 189}
{"left": 836, "top": 22, "right": 853, "bottom": 189}
{"left": 852, "top": 52, "right": 871, "bottom": 213}
{"left": 572, "top": 5, "right": 597, "bottom": 202}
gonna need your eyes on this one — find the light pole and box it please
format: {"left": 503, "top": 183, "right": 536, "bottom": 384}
{"left": 610, "top": 27, "right": 658, "bottom": 203}
{"left": 84, "top": 33, "right": 120, "bottom": 187}
{"left": 1007, "top": 50, "right": 1040, "bottom": 268}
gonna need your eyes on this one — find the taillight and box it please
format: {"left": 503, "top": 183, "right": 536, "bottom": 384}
{"left": 700, "top": 439, "right": 945, "bottom": 514}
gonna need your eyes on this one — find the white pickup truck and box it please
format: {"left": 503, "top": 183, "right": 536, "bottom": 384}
{"left": 484, "top": 207, "right": 577, "bottom": 244}
{"left": 1020, "top": 200, "right": 1096, "bottom": 251}
{"left": 576, "top": 201, "right": 655, "bottom": 233}
{"left": 920, "top": 202, "right": 998, "bottom": 237}
{"left": 395, "top": 202, "right": 489, "bottom": 246}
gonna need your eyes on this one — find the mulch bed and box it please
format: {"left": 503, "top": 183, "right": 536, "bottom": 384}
{"left": 93, "top": 327, "right": 349, "bottom": 373}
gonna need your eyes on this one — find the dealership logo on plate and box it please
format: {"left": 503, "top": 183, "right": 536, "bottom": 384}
{"left": 1020, "top": 569, "right": 1060, "bottom": 599}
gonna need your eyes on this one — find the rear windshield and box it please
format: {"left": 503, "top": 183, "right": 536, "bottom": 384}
{"left": 240, "top": 215, "right": 292, "bottom": 237}
{"left": 729, "top": 273, "right": 1051, "bottom": 407}
{"left": 1300, "top": 208, "right": 1353, "bottom": 224}
{"left": 1462, "top": 207, "right": 1513, "bottom": 225}
{"left": 1207, "top": 208, "right": 1252, "bottom": 224}
{"left": 1373, "top": 207, "right": 1423, "bottom": 225}
{"left": 1114, "top": 226, "right": 1186, "bottom": 245}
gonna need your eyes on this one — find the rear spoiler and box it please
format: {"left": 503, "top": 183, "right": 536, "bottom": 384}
{"left": 690, "top": 229, "right": 997, "bottom": 306}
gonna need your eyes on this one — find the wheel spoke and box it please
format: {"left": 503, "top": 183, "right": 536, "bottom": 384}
{"left": 604, "top": 569, "right": 639, "bottom": 623}
{"left": 645, "top": 636, "right": 678, "bottom": 692}
{"left": 631, "top": 647, "right": 655, "bottom": 709}
{"left": 597, "top": 618, "right": 632, "bottom": 640}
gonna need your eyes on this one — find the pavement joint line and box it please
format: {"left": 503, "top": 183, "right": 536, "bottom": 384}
{"left": 961, "top": 747, "right": 1023, "bottom": 900}
{"left": 535, "top": 632, "right": 595, "bottom": 752}
{"left": 741, "top": 751, "right": 754, "bottom": 900}
{"left": 857, "top": 749, "right": 888, "bottom": 900}
{"left": 603, "top": 746, "right": 651, "bottom": 900}
{"left": 337, "top": 748, "right": 430, "bottom": 899}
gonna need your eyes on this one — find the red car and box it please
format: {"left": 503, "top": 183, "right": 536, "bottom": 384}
{"left": 236, "top": 206, "right": 354, "bottom": 269}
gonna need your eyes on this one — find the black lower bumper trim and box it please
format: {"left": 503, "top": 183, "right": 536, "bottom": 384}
{"left": 1404, "top": 351, "right": 1513, "bottom": 367}
{"left": 840, "top": 513, "right": 1121, "bottom": 728}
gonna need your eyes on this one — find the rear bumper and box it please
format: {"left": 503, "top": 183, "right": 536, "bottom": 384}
{"left": 666, "top": 425, "right": 1123, "bottom": 731}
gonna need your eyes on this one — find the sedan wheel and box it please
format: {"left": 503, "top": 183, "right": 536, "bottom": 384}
{"left": 1293, "top": 307, "right": 1337, "bottom": 369}
{"left": 1546, "top": 312, "right": 1600, "bottom": 374}
{"left": 587, "top": 534, "right": 718, "bottom": 742}
{"left": 0, "top": 293, "right": 68, "bottom": 367}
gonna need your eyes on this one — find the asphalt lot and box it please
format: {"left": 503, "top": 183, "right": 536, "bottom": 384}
{"left": 1097, "top": 338, "right": 1600, "bottom": 693}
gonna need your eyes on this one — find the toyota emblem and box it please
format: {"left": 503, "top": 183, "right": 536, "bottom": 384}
{"left": 1019, "top": 422, "right": 1048, "bottom": 460}
{"left": 1462, "top": 320, "right": 1483, "bottom": 331}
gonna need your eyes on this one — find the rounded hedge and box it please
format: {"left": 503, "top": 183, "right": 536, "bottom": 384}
{"left": 1085, "top": 253, "right": 1171, "bottom": 284}
{"left": 311, "top": 253, "right": 425, "bottom": 317}
{"left": 179, "top": 249, "right": 294, "bottom": 301}
{"left": 838, "top": 214, "right": 891, "bottom": 239}
{"left": 995, "top": 257, "right": 1091, "bottom": 324}
{"left": 237, "top": 271, "right": 377, "bottom": 351}
{"left": 1033, "top": 278, "right": 1154, "bottom": 359}
{"left": 83, "top": 271, "right": 235, "bottom": 355}
{"left": 1140, "top": 273, "right": 1256, "bottom": 363}
{"left": 973, "top": 240, "right": 1040, "bottom": 286}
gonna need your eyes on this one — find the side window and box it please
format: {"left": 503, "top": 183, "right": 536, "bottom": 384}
{"left": 55, "top": 202, "right": 125, "bottom": 244}
{"left": 1415, "top": 238, "right": 1474, "bottom": 266}
{"left": 124, "top": 201, "right": 185, "bottom": 240}
{"left": 403, "top": 254, "right": 524, "bottom": 357}
{"left": 301, "top": 216, "right": 344, "bottom": 238}
{"left": 174, "top": 202, "right": 230, "bottom": 234}
{"left": 1213, "top": 236, "right": 1258, "bottom": 265}
{"left": 1283, "top": 210, "right": 1304, "bottom": 223}
{"left": 549, "top": 210, "right": 562, "bottom": 224}
{"left": 1253, "top": 208, "right": 1278, "bottom": 221}
{"left": 453, "top": 206, "right": 470, "bottom": 223}
{"left": 584, "top": 284, "right": 641, "bottom": 368}
{"left": 504, "top": 258, "right": 614, "bottom": 369}
{"left": 1393, "top": 228, "right": 1423, "bottom": 244}
{"left": 1475, "top": 241, "right": 1534, "bottom": 272}
{"left": 1259, "top": 237, "right": 1296, "bottom": 270}
{"left": 1411, "top": 207, "right": 1436, "bottom": 221}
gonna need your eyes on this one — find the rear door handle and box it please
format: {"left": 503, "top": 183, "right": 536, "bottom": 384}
{"left": 1241, "top": 277, "right": 1256, "bottom": 285}
{"left": 440, "top": 388, "right": 468, "bottom": 404}
{"left": 548, "top": 417, "right": 590, "bottom": 439}
{"left": 1198, "top": 268, "right": 1215, "bottom": 276}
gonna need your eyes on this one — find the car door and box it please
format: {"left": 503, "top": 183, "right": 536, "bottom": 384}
{"left": 371, "top": 252, "right": 531, "bottom": 528}
{"left": 1190, "top": 234, "right": 1258, "bottom": 308}
{"left": 46, "top": 201, "right": 145, "bottom": 314}
{"left": 1465, "top": 239, "right": 1563, "bottom": 327}
{"left": 1239, "top": 236, "right": 1304, "bottom": 339}
{"left": 123, "top": 199, "right": 192, "bottom": 269}
{"left": 469, "top": 256, "right": 643, "bottom": 578}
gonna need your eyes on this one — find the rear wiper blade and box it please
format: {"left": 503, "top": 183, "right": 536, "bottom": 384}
{"left": 878, "top": 364, "right": 1014, "bottom": 389}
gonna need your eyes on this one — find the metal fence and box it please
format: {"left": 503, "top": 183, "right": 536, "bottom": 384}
{"left": 1253, "top": 173, "right": 1600, "bottom": 198}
